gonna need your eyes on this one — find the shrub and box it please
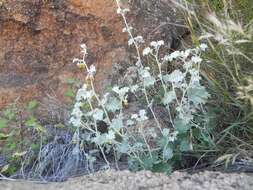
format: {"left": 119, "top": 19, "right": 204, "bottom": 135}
{"left": 68, "top": 1, "right": 211, "bottom": 174}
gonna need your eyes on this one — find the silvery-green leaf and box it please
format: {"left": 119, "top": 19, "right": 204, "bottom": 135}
{"left": 106, "top": 130, "right": 115, "bottom": 141}
{"left": 162, "top": 91, "right": 176, "bottom": 105}
{"left": 163, "top": 147, "right": 173, "bottom": 161}
{"left": 162, "top": 128, "right": 170, "bottom": 136}
{"left": 111, "top": 118, "right": 124, "bottom": 130}
{"left": 180, "top": 139, "right": 192, "bottom": 152}
{"left": 92, "top": 133, "right": 106, "bottom": 145}
{"left": 167, "top": 70, "right": 184, "bottom": 84}
{"left": 144, "top": 76, "right": 156, "bottom": 87}
{"left": 92, "top": 109, "right": 104, "bottom": 121}
{"left": 105, "top": 97, "right": 121, "bottom": 112}
{"left": 117, "top": 142, "right": 130, "bottom": 154}
{"left": 147, "top": 128, "right": 157, "bottom": 138}
{"left": 126, "top": 119, "right": 135, "bottom": 126}
{"left": 119, "top": 87, "right": 130, "bottom": 97}
{"left": 174, "top": 118, "right": 190, "bottom": 134}
{"left": 162, "top": 74, "right": 171, "bottom": 83}
{"left": 188, "top": 86, "right": 210, "bottom": 105}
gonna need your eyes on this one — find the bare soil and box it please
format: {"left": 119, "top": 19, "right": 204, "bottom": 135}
{"left": 1, "top": 170, "right": 253, "bottom": 190}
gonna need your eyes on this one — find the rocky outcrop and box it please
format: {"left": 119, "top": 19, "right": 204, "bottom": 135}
{"left": 0, "top": 0, "right": 127, "bottom": 119}
{"left": 0, "top": 0, "right": 187, "bottom": 123}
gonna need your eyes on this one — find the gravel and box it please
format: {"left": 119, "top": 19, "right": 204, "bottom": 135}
{"left": 1, "top": 170, "right": 253, "bottom": 190}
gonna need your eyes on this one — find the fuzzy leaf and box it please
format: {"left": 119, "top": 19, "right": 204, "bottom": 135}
{"left": 162, "top": 91, "right": 176, "bottom": 105}
{"left": 111, "top": 118, "right": 124, "bottom": 130}
{"left": 180, "top": 139, "right": 192, "bottom": 152}
{"left": 188, "top": 86, "right": 210, "bottom": 105}
{"left": 174, "top": 118, "right": 190, "bottom": 134}
{"left": 143, "top": 76, "right": 156, "bottom": 87}
{"left": 163, "top": 147, "right": 173, "bottom": 161}
{"left": 105, "top": 97, "right": 121, "bottom": 112}
{"left": 93, "top": 109, "right": 104, "bottom": 121}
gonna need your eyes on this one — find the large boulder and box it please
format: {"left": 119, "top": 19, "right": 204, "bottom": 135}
{"left": 0, "top": 0, "right": 127, "bottom": 122}
{"left": 0, "top": 0, "right": 187, "bottom": 123}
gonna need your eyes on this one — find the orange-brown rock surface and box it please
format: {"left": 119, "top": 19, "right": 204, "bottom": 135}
{"left": 0, "top": 0, "right": 187, "bottom": 123}
{"left": 0, "top": 0, "right": 127, "bottom": 116}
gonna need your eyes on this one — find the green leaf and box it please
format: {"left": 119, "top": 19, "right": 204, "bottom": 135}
{"left": 66, "top": 78, "right": 76, "bottom": 85}
{"left": 157, "top": 136, "right": 169, "bottom": 147}
{"left": 174, "top": 118, "right": 190, "bottom": 134}
{"left": 0, "top": 132, "right": 10, "bottom": 140}
{"left": 0, "top": 118, "right": 8, "bottom": 129}
{"left": 180, "top": 139, "right": 192, "bottom": 152}
{"left": 25, "top": 117, "right": 37, "bottom": 127}
{"left": 117, "top": 142, "right": 130, "bottom": 154}
{"left": 152, "top": 162, "right": 172, "bottom": 175}
{"left": 142, "top": 153, "right": 158, "bottom": 170}
{"left": 27, "top": 100, "right": 38, "bottom": 110}
{"left": 64, "top": 88, "right": 75, "bottom": 98}
{"left": 3, "top": 109, "right": 15, "bottom": 120}
{"left": 31, "top": 143, "right": 40, "bottom": 150}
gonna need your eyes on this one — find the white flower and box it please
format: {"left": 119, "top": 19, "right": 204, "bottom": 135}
{"left": 183, "top": 61, "right": 192, "bottom": 70}
{"left": 200, "top": 43, "right": 208, "bottom": 51}
{"left": 130, "top": 85, "right": 139, "bottom": 92}
{"left": 191, "top": 56, "right": 202, "bottom": 63}
{"left": 116, "top": 8, "right": 122, "bottom": 14}
{"left": 122, "top": 26, "right": 133, "bottom": 33}
{"left": 73, "top": 58, "right": 81, "bottom": 63}
{"left": 182, "top": 49, "right": 191, "bottom": 58}
{"left": 150, "top": 40, "right": 164, "bottom": 49}
{"left": 88, "top": 65, "right": 96, "bottom": 75}
{"left": 128, "top": 38, "right": 134, "bottom": 46}
{"left": 80, "top": 44, "right": 87, "bottom": 55}
{"left": 131, "top": 114, "right": 138, "bottom": 119}
{"left": 117, "top": 8, "right": 130, "bottom": 15}
{"left": 157, "top": 40, "right": 164, "bottom": 46}
{"left": 139, "top": 109, "right": 148, "bottom": 121}
{"left": 122, "top": 8, "right": 130, "bottom": 13}
{"left": 143, "top": 47, "right": 152, "bottom": 56}
{"left": 134, "top": 36, "right": 144, "bottom": 44}
{"left": 168, "top": 51, "right": 181, "bottom": 61}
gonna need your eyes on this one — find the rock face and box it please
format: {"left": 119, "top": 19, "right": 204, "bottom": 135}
{"left": 0, "top": 0, "right": 127, "bottom": 117}
{"left": 0, "top": 0, "right": 187, "bottom": 123}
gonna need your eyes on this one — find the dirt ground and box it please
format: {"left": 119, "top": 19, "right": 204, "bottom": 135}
{"left": 1, "top": 170, "right": 253, "bottom": 190}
